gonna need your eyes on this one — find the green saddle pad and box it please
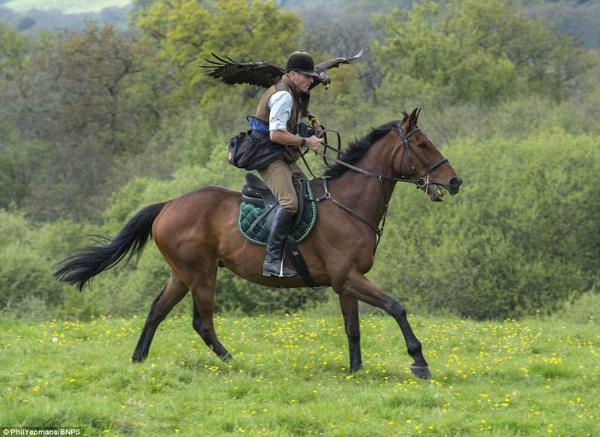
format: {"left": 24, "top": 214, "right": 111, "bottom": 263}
{"left": 237, "top": 182, "right": 317, "bottom": 246}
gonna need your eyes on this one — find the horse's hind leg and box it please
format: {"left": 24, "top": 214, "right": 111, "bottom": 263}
{"left": 192, "top": 298, "right": 231, "bottom": 360}
{"left": 338, "top": 293, "right": 363, "bottom": 372}
{"left": 131, "top": 274, "right": 188, "bottom": 362}
{"left": 341, "top": 272, "right": 430, "bottom": 379}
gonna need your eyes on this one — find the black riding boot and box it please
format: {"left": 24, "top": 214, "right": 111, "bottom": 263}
{"left": 262, "top": 208, "right": 298, "bottom": 278}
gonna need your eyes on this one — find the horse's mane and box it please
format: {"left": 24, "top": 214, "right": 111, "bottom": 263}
{"left": 323, "top": 121, "right": 401, "bottom": 179}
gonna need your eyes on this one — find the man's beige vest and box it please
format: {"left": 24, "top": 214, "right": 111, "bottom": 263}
{"left": 255, "top": 75, "right": 300, "bottom": 134}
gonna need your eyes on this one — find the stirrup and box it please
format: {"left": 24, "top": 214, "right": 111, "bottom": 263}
{"left": 262, "top": 260, "right": 297, "bottom": 278}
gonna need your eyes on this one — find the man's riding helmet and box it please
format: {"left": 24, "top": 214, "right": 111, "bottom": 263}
{"left": 286, "top": 51, "right": 318, "bottom": 77}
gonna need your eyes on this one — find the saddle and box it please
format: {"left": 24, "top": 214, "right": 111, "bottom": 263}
{"left": 241, "top": 173, "right": 310, "bottom": 232}
{"left": 238, "top": 173, "right": 319, "bottom": 287}
{"left": 241, "top": 173, "right": 279, "bottom": 229}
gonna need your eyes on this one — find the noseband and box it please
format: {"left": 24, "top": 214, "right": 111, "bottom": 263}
{"left": 315, "top": 126, "right": 450, "bottom": 253}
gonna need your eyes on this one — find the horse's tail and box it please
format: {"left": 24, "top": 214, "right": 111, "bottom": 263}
{"left": 55, "top": 202, "right": 167, "bottom": 291}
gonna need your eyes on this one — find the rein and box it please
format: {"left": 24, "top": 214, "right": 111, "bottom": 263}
{"left": 317, "top": 128, "right": 447, "bottom": 187}
{"left": 311, "top": 126, "right": 448, "bottom": 253}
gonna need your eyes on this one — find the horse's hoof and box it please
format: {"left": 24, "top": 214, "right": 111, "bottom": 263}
{"left": 219, "top": 352, "right": 233, "bottom": 362}
{"left": 349, "top": 364, "right": 363, "bottom": 373}
{"left": 410, "top": 365, "right": 431, "bottom": 379}
{"left": 131, "top": 354, "right": 146, "bottom": 363}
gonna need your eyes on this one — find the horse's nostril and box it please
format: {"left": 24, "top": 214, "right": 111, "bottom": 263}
{"left": 449, "top": 177, "right": 462, "bottom": 188}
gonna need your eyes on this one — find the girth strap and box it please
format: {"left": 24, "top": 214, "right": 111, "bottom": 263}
{"left": 285, "top": 240, "right": 321, "bottom": 289}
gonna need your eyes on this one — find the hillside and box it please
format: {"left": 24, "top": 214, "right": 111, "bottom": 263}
{"left": 0, "top": 0, "right": 131, "bottom": 32}
{"left": 0, "top": 0, "right": 598, "bottom": 51}
{"left": 3, "top": 0, "right": 130, "bottom": 13}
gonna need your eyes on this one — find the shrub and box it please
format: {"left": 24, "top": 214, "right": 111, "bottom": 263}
{"left": 557, "top": 291, "right": 600, "bottom": 325}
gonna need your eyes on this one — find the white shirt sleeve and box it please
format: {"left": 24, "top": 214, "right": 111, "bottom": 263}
{"left": 267, "top": 90, "right": 293, "bottom": 132}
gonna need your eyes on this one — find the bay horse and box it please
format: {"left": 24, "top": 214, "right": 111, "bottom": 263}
{"left": 55, "top": 108, "right": 462, "bottom": 379}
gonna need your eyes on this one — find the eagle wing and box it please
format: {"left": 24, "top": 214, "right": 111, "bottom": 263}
{"left": 310, "top": 49, "right": 364, "bottom": 91}
{"left": 201, "top": 52, "right": 284, "bottom": 88}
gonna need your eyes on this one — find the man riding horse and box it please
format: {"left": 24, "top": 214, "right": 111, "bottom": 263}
{"left": 202, "top": 49, "right": 363, "bottom": 278}
{"left": 254, "top": 51, "right": 323, "bottom": 278}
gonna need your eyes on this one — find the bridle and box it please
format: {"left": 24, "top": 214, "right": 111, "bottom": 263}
{"left": 393, "top": 127, "right": 449, "bottom": 194}
{"left": 313, "top": 125, "right": 449, "bottom": 253}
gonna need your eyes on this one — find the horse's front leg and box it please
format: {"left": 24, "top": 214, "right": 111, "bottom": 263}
{"left": 337, "top": 293, "right": 362, "bottom": 372}
{"left": 342, "top": 272, "right": 430, "bottom": 379}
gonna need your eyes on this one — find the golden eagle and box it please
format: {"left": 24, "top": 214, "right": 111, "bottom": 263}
{"left": 201, "top": 50, "right": 363, "bottom": 91}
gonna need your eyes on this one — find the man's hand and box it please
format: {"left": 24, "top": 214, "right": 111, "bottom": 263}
{"left": 305, "top": 135, "right": 322, "bottom": 152}
{"left": 269, "top": 130, "right": 322, "bottom": 152}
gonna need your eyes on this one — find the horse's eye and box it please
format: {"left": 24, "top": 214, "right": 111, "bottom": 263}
{"left": 417, "top": 142, "right": 427, "bottom": 148}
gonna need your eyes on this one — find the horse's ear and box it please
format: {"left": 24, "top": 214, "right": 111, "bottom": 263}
{"left": 401, "top": 111, "right": 410, "bottom": 132}
{"left": 408, "top": 107, "right": 420, "bottom": 128}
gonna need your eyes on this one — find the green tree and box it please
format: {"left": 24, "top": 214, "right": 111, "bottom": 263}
{"left": 8, "top": 24, "right": 158, "bottom": 221}
{"left": 373, "top": 0, "right": 589, "bottom": 107}
{"left": 18, "top": 25, "right": 147, "bottom": 148}
{"left": 0, "top": 21, "right": 29, "bottom": 139}
{"left": 134, "top": 0, "right": 303, "bottom": 113}
{"left": 0, "top": 139, "right": 46, "bottom": 210}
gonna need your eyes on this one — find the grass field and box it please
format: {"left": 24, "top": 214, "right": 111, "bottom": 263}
{"left": 1, "top": 312, "right": 598, "bottom": 436}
